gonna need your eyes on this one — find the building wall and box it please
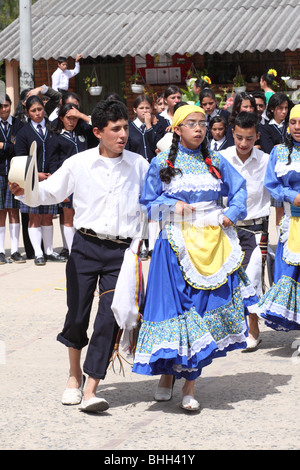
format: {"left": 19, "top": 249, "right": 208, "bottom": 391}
{"left": 21, "top": 49, "right": 300, "bottom": 118}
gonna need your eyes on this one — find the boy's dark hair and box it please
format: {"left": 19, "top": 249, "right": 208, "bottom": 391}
{"left": 233, "top": 111, "right": 259, "bottom": 131}
{"left": 91, "top": 100, "right": 128, "bottom": 130}
{"left": 57, "top": 56, "right": 68, "bottom": 64}
{"left": 252, "top": 90, "right": 266, "bottom": 105}
{"left": 103, "top": 91, "right": 122, "bottom": 102}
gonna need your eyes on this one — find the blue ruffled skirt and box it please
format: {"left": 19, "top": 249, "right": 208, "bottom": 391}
{"left": 133, "top": 227, "right": 258, "bottom": 380}
{"left": 258, "top": 240, "right": 300, "bottom": 331}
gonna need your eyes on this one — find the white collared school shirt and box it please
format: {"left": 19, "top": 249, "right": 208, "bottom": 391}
{"left": 51, "top": 62, "right": 80, "bottom": 91}
{"left": 22, "top": 146, "right": 149, "bottom": 239}
{"left": 220, "top": 145, "right": 270, "bottom": 221}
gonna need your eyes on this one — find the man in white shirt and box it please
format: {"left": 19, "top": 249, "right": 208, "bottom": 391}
{"left": 221, "top": 112, "right": 270, "bottom": 351}
{"left": 51, "top": 54, "right": 82, "bottom": 92}
{"left": 10, "top": 100, "right": 149, "bottom": 413}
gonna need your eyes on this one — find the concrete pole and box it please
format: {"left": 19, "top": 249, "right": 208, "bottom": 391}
{"left": 19, "top": 0, "right": 34, "bottom": 91}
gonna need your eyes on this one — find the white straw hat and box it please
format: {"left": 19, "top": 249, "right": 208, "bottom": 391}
{"left": 156, "top": 132, "right": 173, "bottom": 152}
{"left": 8, "top": 141, "right": 39, "bottom": 206}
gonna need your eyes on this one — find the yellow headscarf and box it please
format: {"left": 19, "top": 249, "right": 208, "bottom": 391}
{"left": 290, "top": 105, "right": 300, "bottom": 120}
{"left": 172, "top": 104, "right": 205, "bottom": 131}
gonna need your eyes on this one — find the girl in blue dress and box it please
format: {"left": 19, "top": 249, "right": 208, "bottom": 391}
{"left": 132, "top": 105, "right": 258, "bottom": 410}
{"left": 258, "top": 105, "right": 300, "bottom": 331}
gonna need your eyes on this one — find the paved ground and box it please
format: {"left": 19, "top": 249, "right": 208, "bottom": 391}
{"left": 1, "top": 210, "right": 299, "bottom": 451}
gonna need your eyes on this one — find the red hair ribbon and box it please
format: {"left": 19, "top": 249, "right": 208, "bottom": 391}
{"left": 166, "top": 159, "right": 174, "bottom": 169}
{"left": 205, "top": 157, "right": 221, "bottom": 179}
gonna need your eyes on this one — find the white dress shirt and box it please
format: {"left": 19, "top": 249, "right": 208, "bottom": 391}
{"left": 220, "top": 145, "right": 270, "bottom": 220}
{"left": 31, "top": 118, "right": 46, "bottom": 135}
{"left": 51, "top": 62, "right": 80, "bottom": 91}
{"left": 210, "top": 136, "right": 226, "bottom": 151}
{"left": 21, "top": 146, "right": 149, "bottom": 239}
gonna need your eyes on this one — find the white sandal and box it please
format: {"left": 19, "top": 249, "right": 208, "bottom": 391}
{"left": 154, "top": 376, "right": 175, "bottom": 401}
{"left": 180, "top": 395, "right": 200, "bottom": 411}
{"left": 61, "top": 375, "right": 86, "bottom": 405}
{"left": 79, "top": 397, "right": 109, "bottom": 413}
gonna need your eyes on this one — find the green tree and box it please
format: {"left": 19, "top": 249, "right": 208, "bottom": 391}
{"left": 0, "top": 0, "right": 19, "bottom": 31}
{"left": 0, "top": 0, "right": 38, "bottom": 31}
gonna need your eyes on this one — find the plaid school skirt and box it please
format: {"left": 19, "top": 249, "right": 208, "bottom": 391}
{"left": 19, "top": 200, "right": 58, "bottom": 215}
{"left": 59, "top": 194, "right": 74, "bottom": 209}
{"left": 0, "top": 175, "right": 21, "bottom": 210}
{"left": 271, "top": 196, "right": 283, "bottom": 208}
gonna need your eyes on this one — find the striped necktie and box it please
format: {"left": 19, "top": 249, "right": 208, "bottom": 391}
{"left": 2, "top": 121, "right": 8, "bottom": 136}
{"left": 37, "top": 124, "right": 44, "bottom": 138}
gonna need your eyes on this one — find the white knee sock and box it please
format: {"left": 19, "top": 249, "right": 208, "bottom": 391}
{"left": 60, "top": 224, "right": 68, "bottom": 249}
{"left": 0, "top": 226, "right": 5, "bottom": 253}
{"left": 63, "top": 226, "right": 75, "bottom": 252}
{"left": 41, "top": 225, "right": 54, "bottom": 255}
{"left": 28, "top": 227, "right": 43, "bottom": 257}
{"left": 9, "top": 223, "right": 20, "bottom": 254}
{"left": 148, "top": 221, "right": 159, "bottom": 251}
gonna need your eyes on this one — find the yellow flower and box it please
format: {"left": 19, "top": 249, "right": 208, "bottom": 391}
{"left": 202, "top": 75, "right": 212, "bottom": 84}
{"left": 268, "top": 69, "right": 277, "bottom": 77}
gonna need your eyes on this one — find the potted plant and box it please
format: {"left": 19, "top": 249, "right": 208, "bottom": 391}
{"left": 129, "top": 73, "right": 144, "bottom": 94}
{"left": 232, "top": 74, "right": 247, "bottom": 93}
{"left": 83, "top": 67, "right": 102, "bottom": 96}
{"left": 121, "top": 72, "right": 145, "bottom": 98}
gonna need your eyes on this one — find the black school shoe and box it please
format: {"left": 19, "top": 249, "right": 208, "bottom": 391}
{"left": 11, "top": 252, "right": 26, "bottom": 263}
{"left": 0, "top": 252, "right": 6, "bottom": 264}
{"left": 34, "top": 255, "right": 46, "bottom": 266}
{"left": 45, "top": 252, "right": 67, "bottom": 262}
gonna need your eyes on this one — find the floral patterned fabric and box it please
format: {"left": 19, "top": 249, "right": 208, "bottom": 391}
{"left": 258, "top": 141, "right": 300, "bottom": 331}
{"left": 132, "top": 144, "right": 258, "bottom": 379}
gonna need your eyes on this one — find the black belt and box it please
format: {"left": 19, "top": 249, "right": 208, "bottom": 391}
{"left": 236, "top": 217, "right": 267, "bottom": 227}
{"left": 78, "top": 228, "right": 131, "bottom": 245}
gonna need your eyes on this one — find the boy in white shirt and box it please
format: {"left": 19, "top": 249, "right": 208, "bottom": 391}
{"left": 51, "top": 54, "right": 82, "bottom": 93}
{"left": 221, "top": 112, "right": 270, "bottom": 351}
{"left": 10, "top": 100, "right": 149, "bottom": 412}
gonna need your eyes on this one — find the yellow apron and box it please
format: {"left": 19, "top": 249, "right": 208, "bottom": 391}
{"left": 166, "top": 215, "right": 243, "bottom": 290}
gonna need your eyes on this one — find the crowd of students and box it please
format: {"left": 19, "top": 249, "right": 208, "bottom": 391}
{"left": 3, "top": 67, "right": 300, "bottom": 412}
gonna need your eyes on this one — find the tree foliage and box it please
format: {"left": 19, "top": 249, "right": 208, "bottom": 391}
{"left": 0, "top": 0, "right": 38, "bottom": 32}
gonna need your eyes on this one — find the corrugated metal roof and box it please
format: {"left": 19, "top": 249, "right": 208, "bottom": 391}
{"left": 0, "top": 0, "right": 299, "bottom": 61}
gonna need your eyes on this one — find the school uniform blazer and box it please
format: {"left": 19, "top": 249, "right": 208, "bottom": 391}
{"left": 126, "top": 121, "right": 158, "bottom": 163}
{"left": 51, "top": 118, "right": 98, "bottom": 150}
{"left": 43, "top": 87, "right": 62, "bottom": 118}
{"left": 15, "top": 120, "right": 55, "bottom": 173}
{"left": 0, "top": 117, "right": 24, "bottom": 176}
{"left": 259, "top": 120, "right": 287, "bottom": 154}
{"left": 208, "top": 137, "right": 230, "bottom": 152}
{"left": 217, "top": 108, "right": 230, "bottom": 123}
{"left": 48, "top": 130, "right": 88, "bottom": 174}
{"left": 153, "top": 113, "right": 171, "bottom": 141}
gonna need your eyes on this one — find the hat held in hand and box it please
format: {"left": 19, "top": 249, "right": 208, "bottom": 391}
{"left": 8, "top": 141, "right": 39, "bottom": 206}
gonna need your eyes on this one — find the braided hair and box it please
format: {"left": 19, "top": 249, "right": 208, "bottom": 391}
{"left": 159, "top": 132, "right": 222, "bottom": 183}
{"left": 285, "top": 132, "right": 294, "bottom": 165}
{"left": 159, "top": 132, "right": 182, "bottom": 184}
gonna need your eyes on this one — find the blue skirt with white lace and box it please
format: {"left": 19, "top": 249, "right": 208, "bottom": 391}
{"left": 132, "top": 223, "right": 258, "bottom": 381}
